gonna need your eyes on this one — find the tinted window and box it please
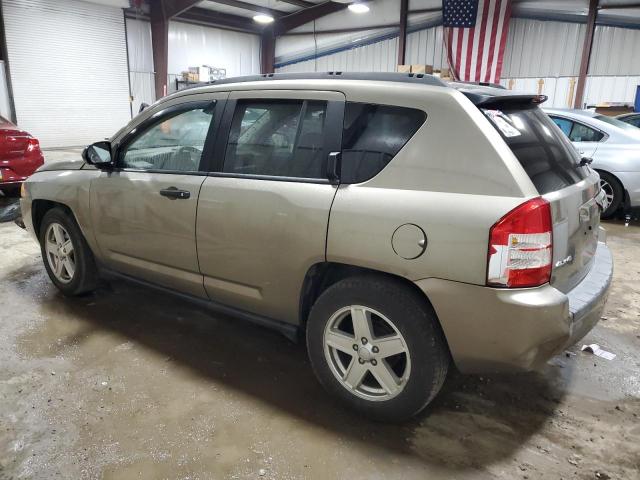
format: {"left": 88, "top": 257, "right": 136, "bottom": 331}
{"left": 121, "top": 106, "right": 214, "bottom": 171}
{"left": 628, "top": 116, "right": 640, "bottom": 127}
{"left": 224, "top": 100, "right": 327, "bottom": 179}
{"left": 551, "top": 117, "right": 573, "bottom": 136}
{"left": 484, "top": 107, "right": 589, "bottom": 194}
{"left": 341, "top": 103, "right": 426, "bottom": 183}
{"left": 569, "top": 122, "right": 604, "bottom": 142}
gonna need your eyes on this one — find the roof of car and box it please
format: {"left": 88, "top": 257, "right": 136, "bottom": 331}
{"left": 544, "top": 108, "right": 599, "bottom": 118}
{"left": 178, "top": 72, "right": 543, "bottom": 107}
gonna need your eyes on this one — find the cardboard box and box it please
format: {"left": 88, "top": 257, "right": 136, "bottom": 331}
{"left": 411, "top": 64, "right": 433, "bottom": 74}
{"left": 397, "top": 64, "right": 411, "bottom": 73}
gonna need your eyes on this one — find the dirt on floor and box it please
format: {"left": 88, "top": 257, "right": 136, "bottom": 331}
{"left": 0, "top": 217, "right": 639, "bottom": 480}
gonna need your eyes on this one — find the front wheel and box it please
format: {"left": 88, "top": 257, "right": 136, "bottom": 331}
{"left": 306, "top": 275, "right": 449, "bottom": 422}
{"left": 39, "top": 207, "right": 99, "bottom": 295}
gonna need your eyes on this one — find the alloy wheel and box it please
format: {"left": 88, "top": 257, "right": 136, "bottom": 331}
{"left": 45, "top": 223, "right": 75, "bottom": 284}
{"left": 599, "top": 178, "right": 614, "bottom": 212}
{"left": 323, "top": 305, "right": 411, "bottom": 401}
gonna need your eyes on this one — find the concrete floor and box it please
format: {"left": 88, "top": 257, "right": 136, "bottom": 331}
{"left": 0, "top": 217, "right": 639, "bottom": 480}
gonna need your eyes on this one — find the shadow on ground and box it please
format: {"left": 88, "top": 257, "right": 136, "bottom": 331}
{"left": 5, "top": 261, "right": 573, "bottom": 472}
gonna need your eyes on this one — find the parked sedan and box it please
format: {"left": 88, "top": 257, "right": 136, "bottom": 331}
{"left": 0, "top": 116, "right": 44, "bottom": 196}
{"left": 616, "top": 112, "right": 640, "bottom": 128}
{"left": 545, "top": 108, "right": 640, "bottom": 218}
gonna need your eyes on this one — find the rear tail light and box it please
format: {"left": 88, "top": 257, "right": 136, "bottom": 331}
{"left": 487, "top": 197, "right": 553, "bottom": 288}
{"left": 26, "top": 138, "right": 40, "bottom": 152}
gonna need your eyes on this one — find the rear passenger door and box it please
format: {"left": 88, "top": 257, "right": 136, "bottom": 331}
{"left": 196, "top": 90, "right": 344, "bottom": 324}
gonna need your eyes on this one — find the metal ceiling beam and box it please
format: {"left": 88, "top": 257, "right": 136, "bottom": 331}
{"left": 162, "top": 0, "right": 202, "bottom": 18}
{"left": 178, "top": 7, "right": 262, "bottom": 33}
{"left": 398, "top": 0, "right": 408, "bottom": 66}
{"left": 574, "top": 0, "right": 599, "bottom": 108}
{"left": 261, "top": 27, "right": 276, "bottom": 73}
{"left": 274, "top": 0, "right": 348, "bottom": 35}
{"left": 277, "top": 0, "right": 315, "bottom": 8}
{"left": 207, "top": 0, "right": 285, "bottom": 17}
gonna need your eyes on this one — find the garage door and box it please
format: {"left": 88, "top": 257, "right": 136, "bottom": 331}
{"left": 2, "top": 0, "right": 131, "bottom": 148}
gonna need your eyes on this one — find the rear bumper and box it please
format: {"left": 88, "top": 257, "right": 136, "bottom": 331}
{"left": 415, "top": 241, "right": 613, "bottom": 373}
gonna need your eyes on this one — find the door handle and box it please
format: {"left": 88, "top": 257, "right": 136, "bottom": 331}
{"left": 159, "top": 187, "right": 190, "bottom": 200}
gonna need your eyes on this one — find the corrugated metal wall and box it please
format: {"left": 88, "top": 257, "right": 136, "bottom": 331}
{"left": 3, "top": 0, "right": 131, "bottom": 148}
{"left": 276, "top": 36, "right": 398, "bottom": 74}
{"left": 405, "top": 25, "right": 447, "bottom": 69}
{"left": 168, "top": 22, "right": 260, "bottom": 78}
{"left": 126, "top": 18, "right": 155, "bottom": 116}
{"left": 590, "top": 25, "right": 640, "bottom": 76}
{"left": 502, "top": 18, "right": 586, "bottom": 77}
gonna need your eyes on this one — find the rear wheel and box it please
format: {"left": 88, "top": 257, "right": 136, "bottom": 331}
{"left": 598, "top": 171, "right": 623, "bottom": 219}
{"left": 306, "top": 275, "right": 449, "bottom": 421}
{"left": 39, "top": 208, "right": 99, "bottom": 295}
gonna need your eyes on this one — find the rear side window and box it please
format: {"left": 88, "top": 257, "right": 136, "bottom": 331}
{"left": 224, "top": 100, "right": 328, "bottom": 179}
{"left": 341, "top": 103, "right": 426, "bottom": 183}
{"left": 484, "top": 106, "right": 589, "bottom": 194}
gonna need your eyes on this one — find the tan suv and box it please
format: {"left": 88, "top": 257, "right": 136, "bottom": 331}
{"left": 20, "top": 73, "right": 613, "bottom": 421}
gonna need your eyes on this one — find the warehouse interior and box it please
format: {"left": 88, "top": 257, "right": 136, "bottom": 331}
{"left": 1, "top": 0, "right": 640, "bottom": 479}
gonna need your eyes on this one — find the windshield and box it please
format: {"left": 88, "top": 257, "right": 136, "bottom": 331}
{"left": 594, "top": 114, "right": 640, "bottom": 132}
{"left": 484, "top": 106, "right": 590, "bottom": 194}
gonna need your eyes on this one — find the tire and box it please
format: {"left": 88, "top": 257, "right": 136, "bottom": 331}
{"left": 306, "top": 275, "right": 449, "bottom": 422}
{"left": 598, "top": 171, "right": 623, "bottom": 219}
{"left": 39, "top": 207, "right": 99, "bottom": 296}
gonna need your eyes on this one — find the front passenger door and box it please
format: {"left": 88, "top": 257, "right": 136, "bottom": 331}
{"left": 90, "top": 94, "right": 225, "bottom": 297}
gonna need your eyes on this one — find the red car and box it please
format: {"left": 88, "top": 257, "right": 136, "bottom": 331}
{"left": 0, "top": 116, "right": 44, "bottom": 196}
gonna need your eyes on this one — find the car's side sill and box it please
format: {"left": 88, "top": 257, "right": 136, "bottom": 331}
{"left": 99, "top": 268, "right": 300, "bottom": 343}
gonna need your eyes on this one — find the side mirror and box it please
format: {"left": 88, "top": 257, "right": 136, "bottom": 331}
{"left": 82, "top": 141, "right": 113, "bottom": 169}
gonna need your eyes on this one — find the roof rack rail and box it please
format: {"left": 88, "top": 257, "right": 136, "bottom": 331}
{"left": 205, "top": 71, "right": 447, "bottom": 87}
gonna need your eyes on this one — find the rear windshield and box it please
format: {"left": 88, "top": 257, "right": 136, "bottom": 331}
{"left": 483, "top": 106, "right": 589, "bottom": 194}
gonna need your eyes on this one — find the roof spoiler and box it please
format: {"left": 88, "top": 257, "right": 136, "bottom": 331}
{"left": 449, "top": 82, "right": 547, "bottom": 107}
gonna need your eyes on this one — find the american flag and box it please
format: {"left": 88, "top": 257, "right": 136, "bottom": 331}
{"left": 443, "top": 0, "right": 512, "bottom": 84}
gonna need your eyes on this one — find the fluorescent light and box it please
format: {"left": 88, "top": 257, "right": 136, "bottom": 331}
{"left": 253, "top": 14, "right": 274, "bottom": 24}
{"left": 348, "top": 2, "right": 369, "bottom": 13}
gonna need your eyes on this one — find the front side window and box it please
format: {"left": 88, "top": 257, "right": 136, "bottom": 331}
{"left": 224, "top": 100, "right": 328, "bottom": 179}
{"left": 121, "top": 105, "right": 214, "bottom": 171}
{"left": 341, "top": 103, "right": 426, "bottom": 183}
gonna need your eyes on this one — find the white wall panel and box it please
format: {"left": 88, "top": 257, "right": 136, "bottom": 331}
{"left": 276, "top": 36, "right": 398, "bottom": 74}
{"left": 405, "top": 25, "right": 447, "bottom": 69}
{"left": 590, "top": 25, "right": 640, "bottom": 76}
{"left": 2, "top": 0, "right": 131, "bottom": 147}
{"left": 501, "top": 75, "right": 640, "bottom": 108}
{"left": 125, "top": 18, "right": 154, "bottom": 116}
{"left": 168, "top": 22, "right": 260, "bottom": 78}
{"left": 502, "top": 18, "right": 586, "bottom": 78}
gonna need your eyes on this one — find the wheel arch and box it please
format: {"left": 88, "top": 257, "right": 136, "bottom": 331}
{"left": 32, "top": 199, "right": 77, "bottom": 238}
{"left": 298, "top": 262, "right": 452, "bottom": 355}
{"left": 594, "top": 169, "right": 630, "bottom": 210}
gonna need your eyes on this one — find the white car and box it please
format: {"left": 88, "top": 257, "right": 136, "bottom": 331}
{"left": 545, "top": 108, "right": 640, "bottom": 218}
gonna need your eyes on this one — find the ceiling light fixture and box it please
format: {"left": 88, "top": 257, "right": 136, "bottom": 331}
{"left": 348, "top": 2, "right": 370, "bottom": 13}
{"left": 253, "top": 14, "right": 274, "bottom": 24}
